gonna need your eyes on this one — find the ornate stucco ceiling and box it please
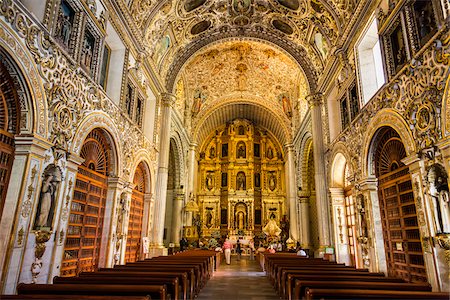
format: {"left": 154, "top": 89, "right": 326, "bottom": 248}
{"left": 128, "top": 0, "right": 360, "bottom": 89}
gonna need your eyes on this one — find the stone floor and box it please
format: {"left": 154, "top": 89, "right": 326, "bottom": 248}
{"left": 197, "top": 256, "right": 279, "bottom": 300}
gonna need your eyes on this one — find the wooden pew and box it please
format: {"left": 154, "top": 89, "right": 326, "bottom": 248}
{"left": 294, "top": 280, "right": 431, "bottom": 299}
{"left": 53, "top": 276, "right": 179, "bottom": 300}
{"left": 284, "top": 274, "right": 405, "bottom": 300}
{"left": 0, "top": 296, "right": 150, "bottom": 300}
{"left": 79, "top": 271, "right": 188, "bottom": 300}
{"left": 304, "top": 288, "right": 450, "bottom": 299}
{"left": 97, "top": 266, "right": 196, "bottom": 299}
{"left": 278, "top": 267, "right": 384, "bottom": 296}
{"left": 17, "top": 283, "right": 167, "bottom": 300}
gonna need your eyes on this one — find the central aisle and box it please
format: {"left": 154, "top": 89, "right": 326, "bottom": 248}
{"left": 197, "top": 256, "right": 278, "bottom": 300}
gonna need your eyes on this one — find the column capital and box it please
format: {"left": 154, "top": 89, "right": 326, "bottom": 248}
{"left": 356, "top": 176, "right": 378, "bottom": 191}
{"left": 306, "top": 92, "right": 324, "bottom": 108}
{"left": 284, "top": 143, "right": 294, "bottom": 151}
{"left": 160, "top": 92, "right": 176, "bottom": 107}
{"left": 189, "top": 142, "right": 198, "bottom": 150}
{"left": 67, "top": 152, "right": 84, "bottom": 171}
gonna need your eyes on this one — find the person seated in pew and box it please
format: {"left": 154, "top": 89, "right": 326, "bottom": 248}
{"left": 297, "top": 247, "right": 307, "bottom": 257}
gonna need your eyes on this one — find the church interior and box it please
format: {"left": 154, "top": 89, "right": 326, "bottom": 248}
{"left": 0, "top": 0, "right": 449, "bottom": 297}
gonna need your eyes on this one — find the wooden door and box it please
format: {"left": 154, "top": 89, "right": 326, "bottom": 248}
{"left": 0, "top": 60, "right": 19, "bottom": 218}
{"left": 125, "top": 163, "right": 145, "bottom": 262}
{"left": 61, "top": 129, "right": 109, "bottom": 276}
{"left": 376, "top": 128, "right": 427, "bottom": 282}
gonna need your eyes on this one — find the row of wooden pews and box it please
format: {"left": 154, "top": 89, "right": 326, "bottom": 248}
{"left": 0, "top": 250, "right": 218, "bottom": 300}
{"left": 262, "top": 253, "right": 449, "bottom": 300}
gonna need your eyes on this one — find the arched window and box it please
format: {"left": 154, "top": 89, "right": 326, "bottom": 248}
{"left": 61, "top": 129, "right": 111, "bottom": 276}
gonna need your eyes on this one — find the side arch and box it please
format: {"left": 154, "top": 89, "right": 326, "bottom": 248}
{"left": 129, "top": 150, "right": 153, "bottom": 194}
{"left": 329, "top": 142, "right": 354, "bottom": 188}
{"left": 362, "top": 109, "right": 416, "bottom": 178}
{"left": 70, "top": 112, "right": 123, "bottom": 177}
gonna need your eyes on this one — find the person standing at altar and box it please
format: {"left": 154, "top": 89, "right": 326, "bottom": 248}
{"left": 249, "top": 239, "right": 255, "bottom": 260}
{"left": 223, "top": 238, "right": 232, "bottom": 265}
{"left": 236, "top": 239, "right": 242, "bottom": 261}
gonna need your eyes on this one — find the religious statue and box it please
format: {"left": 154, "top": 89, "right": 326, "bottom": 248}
{"left": 268, "top": 172, "right": 276, "bottom": 191}
{"left": 81, "top": 37, "right": 93, "bottom": 69}
{"left": 206, "top": 210, "right": 213, "bottom": 228}
{"left": 209, "top": 146, "right": 216, "bottom": 159}
{"left": 236, "top": 172, "right": 246, "bottom": 190}
{"left": 206, "top": 173, "right": 214, "bottom": 190}
{"left": 267, "top": 147, "right": 274, "bottom": 159}
{"left": 237, "top": 143, "right": 246, "bottom": 158}
{"left": 430, "top": 171, "right": 450, "bottom": 233}
{"left": 61, "top": 15, "right": 72, "bottom": 46}
{"left": 263, "top": 212, "right": 282, "bottom": 237}
{"left": 34, "top": 165, "right": 62, "bottom": 229}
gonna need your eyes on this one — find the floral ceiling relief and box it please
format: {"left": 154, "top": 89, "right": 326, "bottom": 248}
{"left": 134, "top": 0, "right": 355, "bottom": 80}
{"left": 181, "top": 41, "right": 308, "bottom": 126}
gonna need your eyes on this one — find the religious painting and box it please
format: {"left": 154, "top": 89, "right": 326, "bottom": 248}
{"left": 413, "top": 0, "right": 436, "bottom": 47}
{"left": 55, "top": 0, "right": 75, "bottom": 49}
{"left": 81, "top": 30, "right": 96, "bottom": 73}
{"left": 206, "top": 171, "right": 214, "bottom": 190}
{"left": 349, "top": 84, "right": 360, "bottom": 120}
{"left": 209, "top": 146, "right": 216, "bottom": 159}
{"left": 99, "top": 45, "right": 111, "bottom": 89}
{"left": 238, "top": 125, "right": 245, "bottom": 135}
{"left": 232, "top": 0, "right": 251, "bottom": 14}
{"left": 221, "top": 143, "right": 228, "bottom": 157}
{"left": 390, "top": 22, "right": 407, "bottom": 71}
{"left": 314, "top": 31, "right": 329, "bottom": 58}
{"left": 236, "top": 171, "right": 246, "bottom": 190}
{"left": 266, "top": 146, "right": 274, "bottom": 159}
{"left": 268, "top": 171, "right": 276, "bottom": 191}
{"left": 236, "top": 141, "right": 246, "bottom": 159}
{"left": 254, "top": 143, "right": 260, "bottom": 157}
{"left": 191, "top": 88, "right": 207, "bottom": 117}
{"left": 279, "top": 93, "right": 293, "bottom": 118}
{"left": 153, "top": 34, "right": 171, "bottom": 66}
{"left": 33, "top": 165, "right": 63, "bottom": 230}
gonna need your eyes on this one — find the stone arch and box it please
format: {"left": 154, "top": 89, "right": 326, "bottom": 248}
{"left": 296, "top": 131, "right": 312, "bottom": 190}
{"left": 362, "top": 109, "right": 416, "bottom": 178}
{"left": 166, "top": 32, "right": 319, "bottom": 93}
{"left": 169, "top": 132, "right": 186, "bottom": 189}
{"left": 70, "top": 112, "right": 123, "bottom": 177}
{"left": 0, "top": 28, "right": 47, "bottom": 136}
{"left": 329, "top": 142, "right": 354, "bottom": 188}
{"left": 130, "top": 150, "right": 153, "bottom": 194}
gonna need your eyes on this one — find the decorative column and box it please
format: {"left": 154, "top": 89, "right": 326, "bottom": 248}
{"left": 329, "top": 187, "right": 350, "bottom": 265}
{"left": 118, "top": 184, "right": 133, "bottom": 265}
{"left": 187, "top": 143, "right": 198, "bottom": 198}
{"left": 307, "top": 93, "right": 331, "bottom": 253}
{"left": 357, "top": 177, "right": 386, "bottom": 273}
{"left": 171, "top": 190, "right": 184, "bottom": 246}
{"left": 285, "top": 144, "right": 299, "bottom": 241}
{"left": 151, "top": 93, "right": 175, "bottom": 253}
{"left": 298, "top": 192, "right": 311, "bottom": 248}
{"left": 142, "top": 193, "right": 153, "bottom": 258}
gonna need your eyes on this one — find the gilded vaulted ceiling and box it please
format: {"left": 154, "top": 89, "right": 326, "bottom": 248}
{"left": 128, "top": 0, "right": 361, "bottom": 88}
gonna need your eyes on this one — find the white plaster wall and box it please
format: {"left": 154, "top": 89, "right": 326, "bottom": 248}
{"left": 143, "top": 89, "right": 157, "bottom": 142}
{"left": 327, "top": 87, "right": 341, "bottom": 142}
{"left": 105, "top": 25, "right": 126, "bottom": 105}
{"left": 19, "top": 0, "right": 46, "bottom": 22}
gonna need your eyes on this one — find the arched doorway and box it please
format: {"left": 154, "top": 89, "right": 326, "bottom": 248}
{"left": 125, "top": 162, "right": 146, "bottom": 262}
{"left": 374, "top": 127, "right": 426, "bottom": 282}
{"left": 61, "top": 128, "right": 111, "bottom": 276}
{"left": 330, "top": 152, "right": 358, "bottom": 266}
{"left": 0, "top": 53, "right": 21, "bottom": 219}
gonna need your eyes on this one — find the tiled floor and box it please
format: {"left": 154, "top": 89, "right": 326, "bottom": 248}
{"left": 197, "top": 256, "right": 279, "bottom": 300}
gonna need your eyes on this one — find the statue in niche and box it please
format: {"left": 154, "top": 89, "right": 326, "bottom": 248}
{"left": 267, "top": 147, "right": 274, "bottom": 159}
{"left": 206, "top": 173, "right": 214, "bottom": 190}
{"left": 206, "top": 209, "right": 213, "bottom": 228}
{"left": 81, "top": 37, "right": 93, "bottom": 69}
{"left": 237, "top": 143, "right": 246, "bottom": 158}
{"left": 429, "top": 166, "right": 450, "bottom": 233}
{"left": 255, "top": 173, "right": 260, "bottom": 188}
{"left": 238, "top": 125, "right": 245, "bottom": 135}
{"left": 268, "top": 172, "right": 276, "bottom": 191}
{"left": 209, "top": 146, "right": 215, "bottom": 159}
{"left": 34, "top": 165, "right": 62, "bottom": 230}
{"left": 55, "top": 2, "right": 73, "bottom": 47}
{"left": 415, "top": 1, "right": 435, "bottom": 42}
{"left": 236, "top": 172, "right": 246, "bottom": 190}
{"left": 222, "top": 143, "right": 228, "bottom": 157}
{"left": 391, "top": 25, "right": 406, "bottom": 69}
